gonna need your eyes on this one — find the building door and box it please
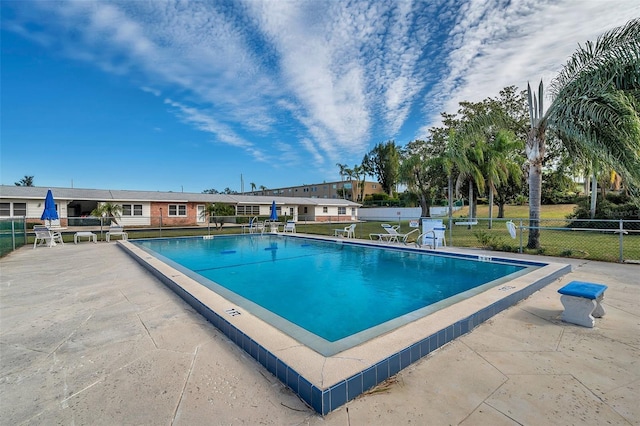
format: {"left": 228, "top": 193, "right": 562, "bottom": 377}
{"left": 196, "top": 205, "right": 205, "bottom": 223}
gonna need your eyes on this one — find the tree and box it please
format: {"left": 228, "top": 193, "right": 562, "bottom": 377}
{"left": 525, "top": 18, "right": 640, "bottom": 247}
{"left": 359, "top": 154, "right": 374, "bottom": 202}
{"left": 200, "top": 203, "right": 235, "bottom": 231}
{"left": 366, "top": 141, "right": 400, "bottom": 196}
{"left": 336, "top": 163, "right": 347, "bottom": 199}
{"left": 494, "top": 171, "right": 526, "bottom": 217}
{"left": 250, "top": 182, "right": 256, "bottom": 194}
{"left": 399, "top": 140, "right": 440, "bottom": 217}
{"left": 455, "top": 135, "right": 485, "bottom": 224}
{"left": 200, "top": 203, "right": 217, "bottom": 235}
{"left": 202, "top": 188, "right": 220, "bottom": 194}
{"left": 548, "top": 18, "right": 640, "bottom": 195}
{"left": 90, "top": 202, "right": 122, "bottom": 225}
{"left": 15, "top": 176, "right": 34, "bottom": 186}
{"left": 344, "top": 166, "right": 356, "bottom": 200}
{"left": 481, "top": 130, "right": 523, "bottom": 228}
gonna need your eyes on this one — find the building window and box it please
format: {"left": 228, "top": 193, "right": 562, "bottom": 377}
{"left": 122, "top": 204, "right": 143, "bottom": 216}
{"left": 0, "top": 202, "right": 27, "bottom": 217}
{"left": 168, "top": 204, "right": 187, "bottom": 216}
{"left": 304, "top": 207, "right": 308, "bottom": 213}
{"left": 237, "top": 205, "right": 260, "bottom": 215}
{"left": 338, "top": 207, "right": 346, "bottom": 214}
{"left": 323, "top": 207, "right": 328, "bottom": 213}
{"left": 13, "top": 203, "right": 26, "bottom": 216}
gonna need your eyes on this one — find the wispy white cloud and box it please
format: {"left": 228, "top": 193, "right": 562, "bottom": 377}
{"left": 418, "top": 0, "right": 640, "bottom": 135}
{"left": 163, "top": 98, "right": 268, "bottom": 163}
{"left": 3, "top": 0, "right": 637, "bottom": 174}
{"left": 140, "top": 86, "right": 161, "bottom": 97}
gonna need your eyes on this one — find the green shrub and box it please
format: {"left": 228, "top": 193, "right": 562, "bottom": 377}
{"left": 473, "top": 230, "right": 502, "bottom": 250}
{"left": 568, "top": 194, "right": 640, "bottom": 229}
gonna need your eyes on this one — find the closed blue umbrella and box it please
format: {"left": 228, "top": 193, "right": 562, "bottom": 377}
{"left": 269, "top": 201, "right": 278, "bottom": 221}
{"left": 40, "top": 189, "right": 58, "bottom": 226}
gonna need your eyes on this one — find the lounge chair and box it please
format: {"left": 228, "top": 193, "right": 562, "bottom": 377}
{"left": 334, "top": 223, "right": 356, "bottom": 238}
{"left": 370, "top": 224, "right": 415, "bottom": 243}
{"left": 106, "top": 224, "right": 128, "bottom": 242}
{"left": 283, "top": 220, "right": 296, "bottom": 233}
{"left": 33, "top": 225, "right": 64, "bottom": 248}
{"left": 380, "top": 223, "right": 401, "bottom": 242}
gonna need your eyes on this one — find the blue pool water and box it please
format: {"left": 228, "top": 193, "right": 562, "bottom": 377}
{"left": 134, "top": 235, "right": 528, "bottom": 345}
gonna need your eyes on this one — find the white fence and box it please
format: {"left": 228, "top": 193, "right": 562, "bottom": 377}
{"left": 357, "top": 206, "right": 461, "bottom": 221}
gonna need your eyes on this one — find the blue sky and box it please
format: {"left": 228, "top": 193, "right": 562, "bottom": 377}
{"left": 1, "top": 1, "right": 638, "bottom": 193}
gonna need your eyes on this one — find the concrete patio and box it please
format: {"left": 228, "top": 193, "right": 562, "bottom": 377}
{"left": 1, "top": 241, "right": 638, "bottom": 425}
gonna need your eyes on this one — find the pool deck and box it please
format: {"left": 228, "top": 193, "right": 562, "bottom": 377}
{"left": 1, "top": 241, "right": 638, "bottom": 424}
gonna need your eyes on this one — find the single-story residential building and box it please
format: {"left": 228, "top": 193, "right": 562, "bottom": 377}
{"left": 0, "top": 185, "right": 361, "bottom": 227}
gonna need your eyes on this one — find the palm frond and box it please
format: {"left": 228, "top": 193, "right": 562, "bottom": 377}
{"left": 550, "top": 18, "right": 640, "bottom": 96}
{"left": 548, "top": 18, "right": 640, "bottom": 190}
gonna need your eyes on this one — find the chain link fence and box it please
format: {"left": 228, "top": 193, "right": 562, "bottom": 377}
{"left": 0, "top": 217, "right": 27, "bottom": 257}
{"left": 4, "top": 215, "right": 638, "bottom": 263}
{"left": 444, "top": 218, "right": 639, "bottom": 263}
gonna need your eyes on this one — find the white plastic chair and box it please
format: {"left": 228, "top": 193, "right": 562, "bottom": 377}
{"left": 334, "top": 223, "right": 356, "bottom": 238}
{"left": 106, "top": 224, "right": 128, "bottom": 242}
{"left": 33, "top": 225, "right": 63, "bottom": 248}
{"left": 283, "top": 220, "right": 296, "bottom": 233}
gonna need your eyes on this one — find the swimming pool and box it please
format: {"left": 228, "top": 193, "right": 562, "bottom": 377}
{"left": 133, "top": 235, "right": 529, "bottom": 355}
{"left": 121, "top": 234, "right": 570, "bottom": 415}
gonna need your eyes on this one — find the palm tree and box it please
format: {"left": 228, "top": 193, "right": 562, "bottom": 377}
{"left": 351, "top": 164, "right": 363, "bottom": 202}
{"left": 548, "top": 18, "right": 640, "bottom": 191}
{"left": 336, "top": 163, "right": 347, "bottom": 199}
{"left": 344, "top": 166, "right": 356, "bottom": 200}
{"left": 359, "top": 154, "right": 374, "bottom": 202}
{"left": 526, "top": 18, "right": 640, "bottom": 247}
{"left": 454, "top": 135, "right": 485, "bottom": 225}
{"left": 199, "top": 203, "right": 216, "bottom": 235}
{"left": 250, "top": 182, "right": 256, "bottom": 194}
{"left": 525, "top": 81, "right": 547, "bottom": 248}
{"left": 91, "top": 202, "right": 122, "bottom": 225}
{"left": 482, "top": 130, "right": 523, "bottom": 228}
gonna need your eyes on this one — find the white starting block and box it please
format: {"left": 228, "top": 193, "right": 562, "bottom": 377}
{"left": 558, "top": 281, "right": 607, "bottom": 327}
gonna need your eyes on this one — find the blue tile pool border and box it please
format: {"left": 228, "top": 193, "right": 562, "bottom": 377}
{"left": 119, "top": 237, "right": 570, "bottom": 415}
